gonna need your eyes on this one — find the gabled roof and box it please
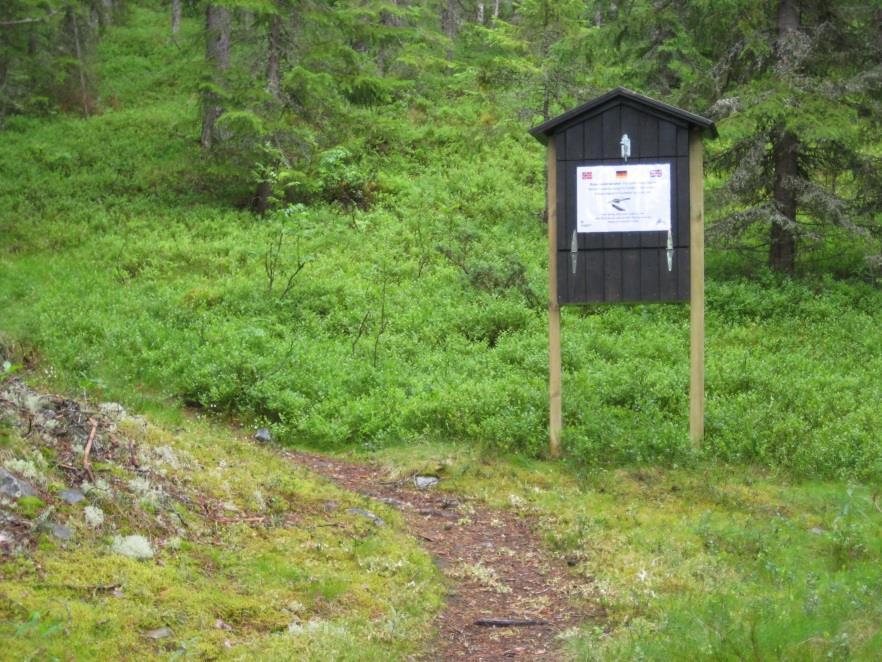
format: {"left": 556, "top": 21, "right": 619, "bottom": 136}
{"left": 529, "top": 87, "right": 717, "bottom": 142}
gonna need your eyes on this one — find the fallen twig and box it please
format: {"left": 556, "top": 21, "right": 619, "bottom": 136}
{"left": 0, "top": 9, "right": 61, "bottom": 26}
{"left": 129, "top": 440, "right": 139, "bottom": 468}
{"left": 473, "top": 618, "right": 549, "bottom": 628}
{"left": 82, "top": 418, "right": 98, "bottom": 481}
{"left": 213, "top": 516, "right": 267, "bottom": 524}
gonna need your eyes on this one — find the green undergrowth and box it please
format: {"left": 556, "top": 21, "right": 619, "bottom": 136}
{"left": 363, "top": 442, "right": 882, "bottom": 659}
{"left": 0, "top": 403, "right": 443, "bottom": 660}
{"left": 2, "top": 6, "right": 882, "bottom": 482}
{"left": 2, "top": 232, "right": 881, "bottom": 481}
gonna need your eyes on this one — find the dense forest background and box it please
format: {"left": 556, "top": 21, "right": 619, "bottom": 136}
{"left": 2, "top": 0, "right": 882, "bottom": 478}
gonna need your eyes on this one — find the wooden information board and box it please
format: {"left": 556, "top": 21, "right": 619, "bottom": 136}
{"left": 529, "top": 88, "right": 717, "bottom": 456}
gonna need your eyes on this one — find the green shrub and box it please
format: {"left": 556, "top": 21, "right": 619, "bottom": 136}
{"left": 2, "top": 4, "right": 882, "bottom": 482}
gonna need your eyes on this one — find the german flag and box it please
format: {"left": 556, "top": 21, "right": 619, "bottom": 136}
{"left": 615, "top": 170, "right": 628, "bottom": 179}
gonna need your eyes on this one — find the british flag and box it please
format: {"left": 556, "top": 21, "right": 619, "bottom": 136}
{"left": 581, "top": 171, "right": 593, "bottom": 180}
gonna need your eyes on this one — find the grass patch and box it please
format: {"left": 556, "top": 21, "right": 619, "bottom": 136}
{"left": 360, "top": 442, "right": 882, "bottom": 659}
{"left": 15, "top": 496, "right": 45, "bottom": 519}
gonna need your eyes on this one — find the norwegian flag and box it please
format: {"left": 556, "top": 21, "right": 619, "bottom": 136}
{"left": 650, "top": 168, "right": 663, "bottom": 177}
{"left": 581, "top": 171, "right": 593, "bottom": 180}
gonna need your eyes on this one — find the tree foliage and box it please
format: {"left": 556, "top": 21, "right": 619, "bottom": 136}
{"left": 2, "top": 0, "right": 881, "bottom": 272}
{"left": 0, "top": 0, "right": 113, "bottom": 117}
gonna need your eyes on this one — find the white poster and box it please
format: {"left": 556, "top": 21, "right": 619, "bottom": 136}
{"left": 576, "top": 163, "right": 671, "bottom": 233}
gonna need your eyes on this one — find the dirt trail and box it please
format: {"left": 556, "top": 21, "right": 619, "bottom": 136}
{"left": 285, "top": 450, "right": 601, "bottom": 661}
{"left": 0, "top": 369, "right": 599, "bottom": 658}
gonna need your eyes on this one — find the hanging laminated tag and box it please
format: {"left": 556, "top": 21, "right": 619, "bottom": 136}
{"left": 666, "top": 229, "right": 674, "bottom": 272}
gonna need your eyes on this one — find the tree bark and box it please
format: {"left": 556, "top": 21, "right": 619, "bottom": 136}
{"left": 171, "top": 0, "right": 182, "bottom": 38}
{"left": 201, "top": 5, "right": 231, "bottom": 150}
{"left": 66, "top": 6, "right": 90, "bottom": 117}
{"left": 477, "top": 2, "right": 485, "bottom": 24}
{"left": 768, "top": 0, "right": 800, "bottom": 273}
{"left": 493, "top": 0, "right": 500, "bottom": 20}
{"left": 206, "top": 6, "right": 231, "bottom": 71}
{"left": 770, "top": 127, "right": 798, "bottom": 273}
{"left": 99, "top": 0, "right": 114, "bottom": 28}
{"left": 252, "top": 180, "right": 272, "bottom": 215}
{"left": 442, "top": 0, "right": 458, "bottom": 39}
{"left": 255, "top": 10, "right": 283, "bottom": 212}
{"left": 378, "top": 0, "right": 401, "bottom": 74}
{"left": 267, "top": 13, "right": 281, "bottom": 99}
{"left": 777, "top": 1, "right": 800, "bottom": 39}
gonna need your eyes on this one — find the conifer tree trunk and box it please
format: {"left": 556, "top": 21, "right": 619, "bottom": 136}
{"left": 540, "top": 0, "right": 551, "bottom": 121}
{"left": 378, "top": 0, "right": 401, "bottom": 74}
{"left": 171, "top": 0, "right": 182, "bottom": 38}
{"left": 267, "top": 13, "right": 281, "bottom": 99}
{"left": 201, "top": 5, "right": 231, "bottom": 150}
{"left": 99, "top": 0, "right": 114, "bottom": 28}
{"left": 442, "top": 0, "right": 458, "bottom": 38}
{"left": 65, "top": 6, "right": 90, "bottom": 117}
{"left": 493, "top": 0, "right": 500, "bottom": 20}
{"left": 769, "top": 0, "right": 800, "bottom": 273}
{"left": 771, "top": 126, "right": 798, "bottom": 273}
{"left": 253, "top": 11, "right": 282, "bottom": 213}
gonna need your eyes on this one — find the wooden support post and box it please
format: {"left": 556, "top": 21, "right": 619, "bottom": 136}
{"left": 547, "top": 136, "right": 562, "bottom": 458}
{"left": 688, "top": 130, "right": 705, "bottom": 444}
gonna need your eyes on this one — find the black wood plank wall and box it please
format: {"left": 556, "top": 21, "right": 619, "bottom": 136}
{"left": 554, "top": 100, "right": 692, "bottom": 304}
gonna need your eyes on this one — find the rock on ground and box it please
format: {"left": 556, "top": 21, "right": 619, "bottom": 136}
{"left": 346, "top": 507, "right": 385, "bottom": 526}
{"left": 0, "top": 468, "right": 37, "bottom": 500}
{"left": 414, "top": 476, "right": 439, "bottom": 490}
{"left": 59, "top": 488, "right": 85, "bottom": 505}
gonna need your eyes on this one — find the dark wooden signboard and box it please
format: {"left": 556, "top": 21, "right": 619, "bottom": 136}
{"left": 529, "top": 88, "right": 716, "bottom": 456}
{"left": 530, "top": 88, "right": 716, "bottom": 304}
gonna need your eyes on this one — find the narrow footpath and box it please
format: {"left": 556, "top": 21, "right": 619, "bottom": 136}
{"left": 286, "top": 450, "right": 602, "bottom": 660}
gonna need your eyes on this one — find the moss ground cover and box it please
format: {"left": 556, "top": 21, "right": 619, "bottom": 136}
{"left": 0, "top": 393, "right": 443, "bottom": 660}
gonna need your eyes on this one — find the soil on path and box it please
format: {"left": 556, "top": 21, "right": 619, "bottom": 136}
{"left": 285, "top": 450, "right": 602, "bottom": 661}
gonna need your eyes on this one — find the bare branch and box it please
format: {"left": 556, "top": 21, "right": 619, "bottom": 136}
{"left": 0, "top": 9, "right": 61, "bottom": 26}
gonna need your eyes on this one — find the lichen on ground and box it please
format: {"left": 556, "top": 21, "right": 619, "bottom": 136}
{"left": 0, "top": 377, "right": 444, "bottom": 660}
